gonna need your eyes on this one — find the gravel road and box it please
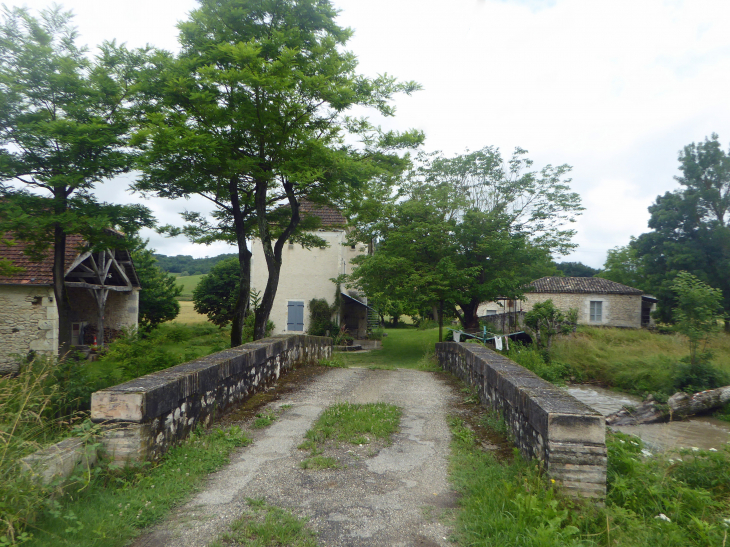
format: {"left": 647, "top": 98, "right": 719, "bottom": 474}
{"left": 133, "top": 367, "right": 460, "bottom": 547}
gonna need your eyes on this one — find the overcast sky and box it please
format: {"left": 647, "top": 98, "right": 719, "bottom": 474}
{"left": 8, "top": 0, "right": 730, "bottom": 267}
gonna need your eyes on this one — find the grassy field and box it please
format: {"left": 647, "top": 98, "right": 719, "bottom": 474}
{"left": 173, "top": 300, "right": 211, "bottom": 324}
{"left": 550, "top": 327, "right": 730, "bottom": 396}
{"left": 340, "top": 327, "right": 439, "bottom": 369}
{"left": 175, "top": 274, "right": 204, "bottom": 300}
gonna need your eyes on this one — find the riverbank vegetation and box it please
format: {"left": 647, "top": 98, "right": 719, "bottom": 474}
{"left": 450, "top": 396, "right": 730, "bottom": 546}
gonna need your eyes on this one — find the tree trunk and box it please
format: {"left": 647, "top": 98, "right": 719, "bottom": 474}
{"left": 53, "top": 209, "right": 72, "bottom": 360}
{"left": 432, "top": 305, "right": 438, "bottom": 322}
{"left": 438, "top": 299, "right": 444, "bottom": 343}
{"left": 606, "top": 386, "right": 730, "bottom": 426}
{"left": 229, "top": 178, "right": 252, "bottom": 348}
{"left": 253, "top": 180, "right": 299, "bottom": 340}
{"left": 459, "top": 298, "right": 481, "bottom": 330}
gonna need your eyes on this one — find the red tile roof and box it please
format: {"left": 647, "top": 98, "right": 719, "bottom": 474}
{"left": 0, "top": 235, "right": 85, "bottom": 285}
{"left": 527, "top": 276, "right": 643, "bottom": 295}
{"left": 299, "top": 200, "right": 347, "bottom": 227}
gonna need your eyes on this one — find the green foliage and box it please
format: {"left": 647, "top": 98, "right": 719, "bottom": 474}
{"left": 347, "top": 147, "right": 581, "bottom": 330}
{"left": 506, "top": 344, "right": 577, "bottom": 385}
{"left": 633, "top": 134, "right": 730, "bottom": 325}
{"left": 252, "top": 411, "right": 277, "bottom": 430}
{"left": 22, "top": 426, "right": 250, "bottom": 547}
{"left": 299, "top": 456, "right": 340, "bottom": 470}
{"left": 671, "top": 271, "right": 725, "bottom": 365}
{"left": 307, "top": 298, "right": 337, "bottom": 337}
{"left": 596, "top": 240, "right": 647, "bottom": 290}
{"left": 523, "top": 300, "right": 577, "bottom": 352}
{"left": 339, "top": 327, "right": 439, "bottom": 370}
{"left": 214, "top": 498, "right": 318, "bottom": 547}
{"left": 132, "top": 243, "right": 181, "bottom": 330}
{"left": 193, "top": 258, "right": 240, "bottom": 328}
{"left": 153, "top": 253, "right": 238, "bottom": 275}
{"left": 555, "top": 261, "right": 599, "bottom": 278}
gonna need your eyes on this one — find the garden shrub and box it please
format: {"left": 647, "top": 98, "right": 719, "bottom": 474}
{"left": 307, "top": 298, "right": 337, "bottom": 337}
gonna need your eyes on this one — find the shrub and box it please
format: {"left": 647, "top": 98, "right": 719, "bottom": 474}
{"left": 307, "top": 298, "right": 337, "bottom": 337}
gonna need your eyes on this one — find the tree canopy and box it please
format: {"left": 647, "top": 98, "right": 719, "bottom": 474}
{"left": 0, "top": 6, "right": 153, "bottom": 353}
{"left": 346, "top": 146, "right": 581, "bottom": 331}
{"left": 133, "top": 0, "right": 422, "bottom": 343}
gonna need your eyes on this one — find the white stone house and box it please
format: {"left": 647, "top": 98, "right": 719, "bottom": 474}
{"left": 482, "top": 277, "right": 656, "bottom": 329}
{"left": 251, "top": 201, "right": 373, "bottom": 338}
{"left": 0, "top": 234, "right": 140, "bottom": 372}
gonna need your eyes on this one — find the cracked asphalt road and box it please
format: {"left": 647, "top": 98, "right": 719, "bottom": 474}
{"left": 133, "top": 367, "right": 460, "bottom": 547}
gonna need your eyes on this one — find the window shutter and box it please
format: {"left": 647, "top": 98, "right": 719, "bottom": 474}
{"left": 288, "top": 301, "right": 305, "bottom": 331}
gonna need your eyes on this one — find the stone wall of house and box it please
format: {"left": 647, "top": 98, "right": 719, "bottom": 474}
{"left": 91, "top": 334, "right": 331, "bottom": 463}
{"left": 437, "top": 342, "right": 606, "bottom": 499}
{"left": 0, "top": 285, "right": 58, "bottom": 373}
{"left": 522, "top": 292, "right": 641, "bottom": 328}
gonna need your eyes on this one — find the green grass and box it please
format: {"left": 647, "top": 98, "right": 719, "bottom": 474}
{"left": 299, "top": 456, "right": 340, "bottom": 470}
{"left": 21, "top": 426, "right": 251, "bottom": 547}
{"left": 298, "top": 402, "right": 401, "bottom": 456}
{"left": 252, "top": 411, "right": 278, "bottom": 429}
{"left": 175, "top": 274, "right": 205, "bottom": 301}
{"left": 448, "top": 407, "right": 730, "bottom": 546}
{"left": 340, "top": 327, "right": 439, "bottom": 369}
{"left": 211, "top": 498, "right": 318, "bottom": 547}
{"left": 550, "top": 326, "right": 730, "bottom": 396}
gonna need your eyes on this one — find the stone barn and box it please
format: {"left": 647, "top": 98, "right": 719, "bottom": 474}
{"left": 0, "top": 235, "right": 140, "bottom": 373}
{"left": 521, "top": 277, "right": 656, "bottom": 329}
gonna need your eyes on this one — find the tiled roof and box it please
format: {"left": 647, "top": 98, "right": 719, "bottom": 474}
{"left": 0, "top": 235, "right": 85, "bottom": 285}
{"left": 527, "top": 276, "right": 643, "bottom": 295}
{"left": 299, "top": 200, "right": 347, "bottom": 227}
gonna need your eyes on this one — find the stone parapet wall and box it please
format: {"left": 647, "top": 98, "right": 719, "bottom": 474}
{"left": 91, "top": 334, "right": 331, "bottom": 463}
{"left": 437, "top": 342, "right": 606, "bottom": 498}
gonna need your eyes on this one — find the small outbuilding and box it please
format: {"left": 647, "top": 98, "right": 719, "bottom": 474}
{"left": 521, "top": 276, "right": 656, "bottom": 329}
{"left": 0, "top": 235, "right": 140, "bottom": 373}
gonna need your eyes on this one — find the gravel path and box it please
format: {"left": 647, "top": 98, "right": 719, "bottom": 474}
{"left": 134, "top": 367, "right": 459, "bottom": 547}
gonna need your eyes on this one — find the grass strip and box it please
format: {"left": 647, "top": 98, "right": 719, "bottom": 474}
{"left": 340, "top": 327, "right": 439, "bottom": 370}
{"left": 449, "top": 412, "right": 730, "bottom": 546}
{"left": 211, "top": 498, "right": 318, "bottom": 547}
{"left": 299, "top": 402, "right": 401, "bottom": 452}
{"left": 21, "top": 426, "right": 251, "bottom": 547}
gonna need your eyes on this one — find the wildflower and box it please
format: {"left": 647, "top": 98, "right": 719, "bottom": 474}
{"left": 691, "top": 447, "right": 699, "bottom": 452}
{"left": 655, "top": 514, "right": 671, "bottom": 522}
{"left": 618, "top": 439, "right": 625, "bottom": 444}
{"left": 550, "top": 479, "right": 556, "bottom": 484}
{"left": 709, "top": 448, "right": 718, "bottom": 452}
{"left": 723, "top": 518, "right": 730, "bottom": 527}
{"left": 641, "top": 449, "right": 652, "bottom": 457}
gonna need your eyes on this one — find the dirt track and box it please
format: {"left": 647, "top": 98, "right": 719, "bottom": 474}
{"left": 133, "top": 366, "right": 460, "bottom": 547}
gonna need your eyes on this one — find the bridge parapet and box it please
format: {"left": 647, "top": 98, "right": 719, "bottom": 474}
{"left": 436, "top": 342, "right": 606, "bottom": 499}
{"left": 92, "top": 334, "right": 331, "bottom": 464}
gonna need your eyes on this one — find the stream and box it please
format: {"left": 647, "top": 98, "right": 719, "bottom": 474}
{"left": 565, "top": 385, "right": 730, "bottom": 452}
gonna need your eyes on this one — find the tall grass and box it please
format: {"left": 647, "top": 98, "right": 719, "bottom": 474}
{"left": 340, "top": 327, "right": 439, "bottom": 369}
{"left": 550, "top": 327, "right": 730, "bottom": 396}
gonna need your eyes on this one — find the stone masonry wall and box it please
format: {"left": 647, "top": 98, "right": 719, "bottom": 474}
{"left": 522, "top": 292, "right": 641, "bottom": 328}
{"left": 0, "top": 285, "right": 58, "bottom": 373}
{"left": 437, "top": 342, "right": 606, "bottom": 499}
{"left": 91, "top": 334, "right": 331, "bottom": 464}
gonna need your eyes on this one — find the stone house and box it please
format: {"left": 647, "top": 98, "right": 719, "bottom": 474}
{"left": 518, "top": 276, "right": 656, "bottom": 329}
{"left": 251, "top": 201, "right": 374, "bottom": 338}
{"left": 0, "top": 234, "right": 140, "bottom": 372}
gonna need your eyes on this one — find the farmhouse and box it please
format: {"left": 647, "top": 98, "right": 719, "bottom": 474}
{"left": 251, "top": 201, "right": 374, "bottom": 338}
{"left": 522, "top": 276, "right": 656, "bottom": 328}
{"left": 0, "top": 234, "right": 140, "bottom": 373}
{"left": 478, "top": 277, "right": 656, "bottom": 330}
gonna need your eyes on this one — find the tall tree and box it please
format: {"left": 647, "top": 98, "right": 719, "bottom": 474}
{"left": 134, "top": 0, "right": 422, "bottom": 343}
{"left": 556, "top": 261, "right": 599, "bottom": 278}
{"left": 596, "top": 240, "right": 646, "bottom": 289}
{"left": 132, "top": 242, "right": 182, "bottom": 330}
{"left": 347, "top": 146, "right": 580, "bottom": 331}
{"left": 0, "top": 6, "right": 153, "bottom": 355}
{"left": 634, "top": 135, "right": 730, "bottom": 329}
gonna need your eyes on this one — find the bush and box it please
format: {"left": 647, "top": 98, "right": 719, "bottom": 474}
{"left": 673, "top": 357, "right": 729, "bottom": 394}
{"left": 506, "top": 343, "right": 577, "bottom": 385}
{"left": 307, "top": 298, "right": 337, "bottom": 337}
{"left": 193, "top": 258, "right": 240, "bottom": 327}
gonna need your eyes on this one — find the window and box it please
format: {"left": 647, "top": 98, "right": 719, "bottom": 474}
{"left": 589, "top": 301, "right": 602, "bottom": 322}
{"left": 287, "top": 301, "right": 305, "bottom": 331}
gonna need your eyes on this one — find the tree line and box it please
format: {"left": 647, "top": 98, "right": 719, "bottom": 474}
{"left": 153, "top": 253, "right": 238, "bottom": 276}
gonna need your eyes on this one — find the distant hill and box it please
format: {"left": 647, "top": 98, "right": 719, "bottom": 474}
{"left": 153, "top": 253, "right": 237, "bottom": 275}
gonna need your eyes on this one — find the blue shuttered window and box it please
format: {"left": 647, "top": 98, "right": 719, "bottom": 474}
{"left": 287, "top": 301, "right": 305, "bottom": 331}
